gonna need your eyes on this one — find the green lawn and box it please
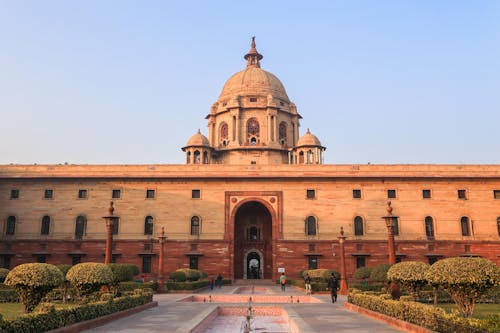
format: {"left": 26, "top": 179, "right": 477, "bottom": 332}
{"left": 0, "top": 302, "right": 78, "bottom": 320}
{"left": 438, "top": 303, "right": 500, "bottom": 319}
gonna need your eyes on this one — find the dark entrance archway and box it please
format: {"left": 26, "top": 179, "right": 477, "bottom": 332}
{"left": 234, "top": 201, "right": 272, "bottom": 279}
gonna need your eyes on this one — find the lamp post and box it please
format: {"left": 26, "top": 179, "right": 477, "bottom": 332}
{"left": 337, "top": 226, "right": 348, "bottom": 295}
{"left": 102, "top": 201, "right": 115, "bottom": 264}
{"left": 157, "top": 226, "right": 167, "bottom": 293}
{"left": 382, "top": 201, "right": 397, "bottom": 265}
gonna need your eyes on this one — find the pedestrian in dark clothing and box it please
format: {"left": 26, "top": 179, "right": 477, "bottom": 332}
{"left": 327, "top": 273, "right": 338, "bottom": 303}
{"left": 216, "top": 273, "right": 223, "bottom": 288}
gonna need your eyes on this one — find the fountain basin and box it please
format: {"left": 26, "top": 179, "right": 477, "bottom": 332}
{"left": 178, "top": 294, "right": 322, "bottom": 303}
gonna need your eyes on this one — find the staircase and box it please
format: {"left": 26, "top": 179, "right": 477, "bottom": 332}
{"left": 233, "top": 279, "right": 274, "bottom": 286}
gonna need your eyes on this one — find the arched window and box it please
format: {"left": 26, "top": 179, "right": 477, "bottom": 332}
{"left": 193, "top": 150, "right": 200, "bottom": 164}
{"left": 247, "top": 118, "right": 259, "bottom": 143}
{"left": 425, "top": 216, "right": 434, "bottom": 239}
{"left": 75, "top": 215, "right": 86, "bottom": 239}
{"left": 112, "top": 217, "right": 119, "bottom": 235}
{"left": 299, "top": 151, "right": 304, "bottom": 164}
{"left": 203, "top": 151, "right": 208, "bottom": 164}
{"left": 249, "top": 226, "right": 259, "bottom": 240}
{"left": 41, "top": 215, "right": 51, "bottom": 235}
{"left": 460, "top": 216, "right": 470, "bottom": 236}
{"left": 305, "top": 216, "right": 317, "bottom": 236}
{"left": 6, "top": 216, "right": 15, "bottom": 235}
{"left": 186, "top": 151, "right": 191, "bottom": 164}
{"left": 219, "top": 122, "right": 228, "bottom": 144}
{"left": 279, "top": 122, "right": 287, "bottom": 145}
{"left": 190, "top": 216, "right": 200, "bottom": 236}
{"left": 354, "top": 216, "right": 364, "bottom": 236}
{"left": 144, "top": 216, "right": 154, "bottom": 235}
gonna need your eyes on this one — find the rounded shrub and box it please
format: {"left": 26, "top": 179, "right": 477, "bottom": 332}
{"left": 175, "top": 268, "right": 201, "bottom": 281}
{"left": 66, "top": 262, "right": 114, "bottom": 297}
{"left": 108, "top": 264, "right": 139, "bottom": 282}
{"left": 387, "top": 261, "right": 430, "bottom": 297}
{"left": 169, "top": 270, "right": 187, "bottom": 282}
{"left": 425, "top": 257, "right": 500, "bottom": 318}
{"left": 4, "top": 263, "right": 63, "bottom": 313}
{"left": 303, "top": 269, "right": 340, "bottom": 282}
{"left": 370, "top": 263, "right": 392, "bottom": 283}
{"left": 56, "top": 264, "right": 72, "bottom": 277}
{"left": 354, "top": 267, "right": 373, "bottom": 281}
{"left": 0, "top": 268, "right": 9, "bottom": 283}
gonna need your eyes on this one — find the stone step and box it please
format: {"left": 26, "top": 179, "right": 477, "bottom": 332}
{"left": 232, "top": 279, "right": 274, "bottom": 286}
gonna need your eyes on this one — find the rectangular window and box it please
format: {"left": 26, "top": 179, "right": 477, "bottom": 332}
{"left": 422, "top": 189, "right": 431, "bottom": 199}
{"left": 44, "top": 189, "right": 53, "bottom": 199}
{"left": 36, "top": 255, "right": 46, "bottom": 263}
{"left": 1, "top": 255, "right": 11, "bottom": 269}
{"left": 112, "top": 189, "right": 121, "bottom": 199}
{"left": 142, "top": 256, "right": 151, "bottom": 273}
{"left": 308, "top": 243, "right": 315, "bottom": 252}
{"left": 189, "top": 256, "right": 199, "bottom": 270}
{"left": 387, "top": 189, "right": 396, "bottom": 199}
{"left": 249, "top": 97, "right": 257, "bottom": 102}
{"left": 356, "top": 257, "right": 366, "bottom": 269}
{"left": 464, "top": 244, "right": 471, "bottom": 253}
{"left": 308, "top": 256, "right": 318, "bottom": 270}
{"left": 306, "top": 189, "right": 316, "bottom": 199}
{"left": 191, "top": 189, "right": 201, "bottom": 199}
{"left": 146, "top": 189, "right": 155, "bottom": 199}
{"left": 10, "top": 190, "right": 19, "bottom": 199}
{"left": 78, "top": 189, "right": 88, "bottom": 199}
{"left": 493, "top": 190, "right": 500, "bottom": 199}
{"left": 71, "top": 255, "right": 82, "bottom": 265}
{"left": 458, "top": 189, "right": 467, "bottom": 200}
{"left": 352, "top": 189, "right": 362, "bottom": 199}
{"left": 428, "top": 257, "right": 438, "bottom": 265}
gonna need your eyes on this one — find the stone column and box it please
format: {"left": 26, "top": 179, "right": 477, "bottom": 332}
{"left": 102, "top": 201, "right": 115, "bottom": 265}
{"left": 382, "top": 201, "right": 397, "bottom": 264}
{"left": 157, "top": 226, "right": 167, "bottom": 293}
{"left": 337, "top": 227, "right": 348, "bottom": 295}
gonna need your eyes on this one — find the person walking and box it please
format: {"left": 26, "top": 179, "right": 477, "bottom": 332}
{"left": 209, "top": 275, "right": 214, "bottom": 290}
{"left": 279, "top": 272, "right": 287, "bottom": 292}
{"left": 327, "top": 273, "right": 338, "bottom": 303}
{"left": 216, "top": 273, "right": 223, "bottom": 288}
{"left": 304, "top": 273, "right": 312, "bottom": 295}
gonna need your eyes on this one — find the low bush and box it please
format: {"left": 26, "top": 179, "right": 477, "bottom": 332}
{"left": 348, "top": 290, "right": 497, "bottom": 332}
{"left": 349, "top": 283, "right": 386, "bottom": 292}
{"left": 0, "top": 269, "right": 10, "bottom": 283}
{"left": 108, "top": 264, "right": 139, "bottom": 283}
{"left": 175, "top": 268, "right": 202, "bottom": 281}
{"left": 0, "top": 293, "right": 153, "bottom": 333}
{"left": 0, "top": 289, "right": 19, "bottom": 302}
{"left": 369, "top": 263, "right": 392, "bottom": 283}
{"left": 66, "top": 263, "right": 114, "bottom": 298}
{"left": 118, "top": 281, "right": 157, "bottom": 292}
{"left": 166, "top": 280, "right": 209, "bottom": 291}
{"left": 169, "top": 271, "right": 187, "bottom": 282}
{"left": 354, "top": 267, "right": 373, "bottom": 281}
{"left": 302, "top": 269, "right": 340, "bottom": 282}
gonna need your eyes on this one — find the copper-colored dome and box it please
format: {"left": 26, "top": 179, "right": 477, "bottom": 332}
{"left": 297, "top": 129, "right": 323, "bottom": 147}
{"left": 185, "top": 130, "right": 210, "bottom": 147}
{"left": 218, "top": 66, "right": 290, "bottom": 102}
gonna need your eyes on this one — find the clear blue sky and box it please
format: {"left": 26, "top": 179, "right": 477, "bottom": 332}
{"left": 1, "top": 1, "right": 499, "bottom": 164}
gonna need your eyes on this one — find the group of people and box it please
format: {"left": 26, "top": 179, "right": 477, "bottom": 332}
{"left": 209, "top": 273, "right": 224, "bottom": 290}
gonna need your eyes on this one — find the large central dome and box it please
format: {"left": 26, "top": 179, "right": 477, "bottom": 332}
{"left": 218, "top": 37, "right": 290, "bottom": 103}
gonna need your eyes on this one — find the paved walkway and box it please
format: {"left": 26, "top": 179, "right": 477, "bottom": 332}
{"left": 83, "top": 284, "right": 406, "bottom": 332}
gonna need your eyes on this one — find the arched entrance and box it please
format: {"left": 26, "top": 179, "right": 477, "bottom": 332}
{"left": 234, "top": 201, "right": 273, "bottom": 279}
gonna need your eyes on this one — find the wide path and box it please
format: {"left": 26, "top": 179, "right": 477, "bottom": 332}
{"left": 84, "top": 283, "right": 405, "bottom": 333}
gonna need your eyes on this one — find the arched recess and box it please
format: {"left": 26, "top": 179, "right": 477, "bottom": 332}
{"left": 244, "top": 249, "right": 264, "bottom": 279}
{"left": 227, "top": 194, "right": 281, "bottom": 280}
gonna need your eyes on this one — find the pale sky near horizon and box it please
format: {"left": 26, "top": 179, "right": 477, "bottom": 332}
{"left": 1, "top": 1, "right": 499, "bottom": 165}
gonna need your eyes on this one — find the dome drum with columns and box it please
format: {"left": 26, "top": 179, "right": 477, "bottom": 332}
{"left": 183, "top": 38, "right": 325, "bottom": 165}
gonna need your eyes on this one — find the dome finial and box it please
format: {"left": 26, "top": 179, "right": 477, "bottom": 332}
{"left": 244, "top": 36, "right": 263, "bottom": 68}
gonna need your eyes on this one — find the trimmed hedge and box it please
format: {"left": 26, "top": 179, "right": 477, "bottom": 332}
{"left": 118, "top": 281, "right": 157, "bottom": 292}
{"left": 166, "top": 280, "right": 209, "bottom": 291}
{"left": 0, "top": 269, "right": 9, "bottom": 283}
{"left": 0, "top": 293, "right": 153, "bottom": 333}
{"left": 66, "top": 263, "right": 114, "bottom": 297}
{"left": 291, "top": 279, "right": 328, "bottom": 292}
{"left": 0, "top": 289, "right": 19, "bottom": 302}
{"left": 348, "top": 290, "right": 496, "bottom": 332}
{"left": 108, "top": 264, "right": 140, "bottom": 283}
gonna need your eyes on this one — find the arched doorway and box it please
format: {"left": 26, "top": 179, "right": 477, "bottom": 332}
{"left": 234, "top": 201, "right": 273, "bottom": 279}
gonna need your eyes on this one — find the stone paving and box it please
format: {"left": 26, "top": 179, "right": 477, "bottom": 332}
{"left": 83, "top": 283, "right": 406, "bottom": 333}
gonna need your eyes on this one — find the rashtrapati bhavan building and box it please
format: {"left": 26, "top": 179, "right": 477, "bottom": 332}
{"left": 1, "top": 39, "right": 499, "bottom": 281}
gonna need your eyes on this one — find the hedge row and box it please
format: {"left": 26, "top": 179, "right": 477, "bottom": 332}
{"left": 348, "top": 290, "right": 497, "bottom": 333}
{"left": 0, "top": 292, "right": 153, "bottom": 333}
{"left": 290, "top": 279, "right": 328, "bottom": 292}
{"left": 166, "top": 280, "right": 209, "bottom": 290}
{"left": 0, "top": 289, "right": 18, "bottom": 303}
{"left": 118, "top": 281, "right": 157, "bottom": 292}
